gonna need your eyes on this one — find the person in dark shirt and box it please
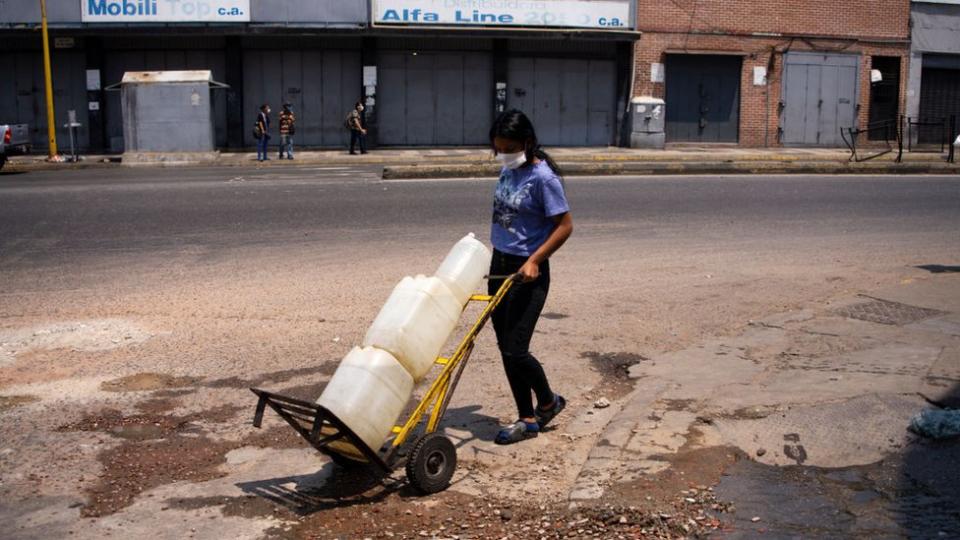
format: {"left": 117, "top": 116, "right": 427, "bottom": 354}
{"left": 256, "top": 103, "right": 271, "bottom": 162}
{"left": 347, "top": 101, "right": 367, "bottom": 155}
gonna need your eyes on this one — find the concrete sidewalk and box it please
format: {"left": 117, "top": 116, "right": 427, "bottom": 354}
{"left": 5, "top": 145, "right": 957, "bottom": 177}
{"left": 570, "top": 269, "right": 960, "bottom": 535}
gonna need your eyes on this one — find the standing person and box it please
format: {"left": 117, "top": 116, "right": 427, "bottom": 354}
{"left": 278, "top": 102, "right": 296, "bottom": 160}
{"left": 279, "top": 103, "right": 297, "bottom": 159}
{"left": 347, "top": 101, "right": 367, "bottom": 155}
{"left": 255, "top": 103, "right": 271, "bottom": 162}
{"left": 487, "top": 109, "right": 574, "bottom": 445}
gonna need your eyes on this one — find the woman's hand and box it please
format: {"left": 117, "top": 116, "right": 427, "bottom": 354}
{"left": 518, "top": 260, "right": 540, "bottom": 282}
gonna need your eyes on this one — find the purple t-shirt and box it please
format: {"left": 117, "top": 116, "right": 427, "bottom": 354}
{"left": 491, "top": 161, "right": 570, "bottom": 257}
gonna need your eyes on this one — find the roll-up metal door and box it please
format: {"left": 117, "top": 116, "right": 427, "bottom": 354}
{"left": 0, "top": 50, "right": 88, "bottom": 152}
{"left": 506, "top": 57, "right": 616, "bottom": 146}
{"left": 918, "top": 64, "right": 960, "bottom": 144}
{"left": 242, "top": 49, "right": 361, "bottom": 148}
{"left": 781, "top": 52, "right": 860, "bottom": 147}
{"left": 378, "top": 51, "right": 493, "bottom": 146}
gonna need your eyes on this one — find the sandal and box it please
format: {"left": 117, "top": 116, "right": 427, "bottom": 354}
{"left": 535, "top": 394, "right": 566, "bottom": 429}
{"left": 495, "top": 420, "right": 540, "bottom": 445}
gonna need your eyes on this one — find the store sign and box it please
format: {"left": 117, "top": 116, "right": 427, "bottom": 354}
{"left": 81, "top": 0, "right": 250, "bottom": 23}
{"left": 374, "top": 0, "right": 631, "bottom": 29}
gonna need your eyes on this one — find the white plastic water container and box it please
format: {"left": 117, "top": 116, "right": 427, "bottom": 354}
{"left": 363, "top": 275, "right": 463, "bottom": 381}
{"left": 435, "top": 233, "right": 493, "bottom": 305}
{"left": 316, "top": 346, "right": 414, "bottom": 461}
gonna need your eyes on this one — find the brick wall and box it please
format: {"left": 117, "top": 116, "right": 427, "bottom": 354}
{"left": 633, "top": 1, "right": 911, "bottom": 147}
{"left": 637, "top": 0, "right": 910, "bottom": 40}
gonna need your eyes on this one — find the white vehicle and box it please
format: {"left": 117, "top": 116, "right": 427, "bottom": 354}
{"left": 0, "top": 124, "right": 30, "bottom": 170}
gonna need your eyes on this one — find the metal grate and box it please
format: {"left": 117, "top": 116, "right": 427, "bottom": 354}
{"left": 833, "top": 298, "right": 946, "bottom": 326}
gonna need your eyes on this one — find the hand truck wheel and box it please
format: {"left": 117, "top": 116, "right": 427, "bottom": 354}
{"left": 405, "top": 432, "right": 457, "bottom": 494}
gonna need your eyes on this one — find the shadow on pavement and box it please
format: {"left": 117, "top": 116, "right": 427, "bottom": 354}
{"left": 443, "top": 404, "right": 501, "bottom": 445}
{"left": 916, "top": 264, "right": 960, "bottom": 274}
{"left": 234, "top": 461, "right": 414, "bottom": 516}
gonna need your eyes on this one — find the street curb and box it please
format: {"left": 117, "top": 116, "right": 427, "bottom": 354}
{"left": 382, "top": 161, "right": 960, "bottom": 179}
{"left": 567, "top": 381, "right": 670, "bottom": 505}
{"left": 5, "top": 157, "right": 957, "bottom": 176}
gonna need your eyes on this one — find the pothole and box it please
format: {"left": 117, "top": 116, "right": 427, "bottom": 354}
{"left": 581, "top": 351, "right": 648, "bottom": 401}
{"left": 101, "top": 373, "right": 202, "bottom": 393}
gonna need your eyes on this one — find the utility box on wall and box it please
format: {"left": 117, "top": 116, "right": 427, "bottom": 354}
{"left": 115, "top": 71, "right": 226, "bottom": 160}
{"left": 629, "top": 96, "right": 666, "bottom": 149}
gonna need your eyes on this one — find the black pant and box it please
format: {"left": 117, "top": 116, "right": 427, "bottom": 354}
{"left": 488, "top": 249, "right": 554, "bottom": 419}
{"left": 350, "top": 129, "right": 367, "bottom": 153}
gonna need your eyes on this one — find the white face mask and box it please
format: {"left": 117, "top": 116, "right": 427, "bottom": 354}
{"left": 496, "top": 151, "right": 527, "bottom": 170}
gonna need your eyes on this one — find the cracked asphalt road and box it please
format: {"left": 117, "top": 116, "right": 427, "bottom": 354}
{"left": 0, "top": 168, "right": 958, "bottom": 538}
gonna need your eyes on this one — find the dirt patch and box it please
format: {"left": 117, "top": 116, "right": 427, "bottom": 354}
{"left": 282, "top": 487, "right": 726, "bottom": 539}
{"left": 273, "top": 381, "right": 329, "bottom": 403}
{"left": 134, "top": 397, "right": 180, "bottom": 415}
{"left": 83, "top": 434, "right": 236, "bottom": 517}
{"left": 0, "top": 319, "right": 152, "bottom": 365}
{"left": 0, "top": 394, "right": 40, "bottom": 411}
{"left": 581, "top": 351, "right": 648, "bottom": 401}
{"left": 717, "top": 404, "right": 780, "bottom": 420}
{"left": 164, "top": 494, "right": 291, "bottom": 521}
{"left": 243, "top": 425, "right": 312, "bottom": 450}
{"left": 606, "top": 425, "right": 745, "bottom": 518}
{"left": 541, "top": 312, "right": 569, "bottom": 320}
{"left": 59, "top": 408, "right": 197, "bottom": 441}
{"left": 101, "top": 372, "right": 202, "bottom": 392}
{"left": 60, "top": 405, "right": 242, "bottom": 440}
{"left": 66, "top": 405, "right": 318, "bottom": 517}
{"left": 661, "top": 398, "right": 699, "bottom": 412}
{"left": 204, "top": 364, "right": 336, "bottom": 390}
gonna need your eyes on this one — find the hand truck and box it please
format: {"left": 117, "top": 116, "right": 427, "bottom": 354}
{"left": 250, "top": 275, "right": 516, "bottom": 494}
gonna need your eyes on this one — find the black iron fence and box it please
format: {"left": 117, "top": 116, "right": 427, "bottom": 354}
{"left": 844, "top": 115, "right": 956, "bottom": 163}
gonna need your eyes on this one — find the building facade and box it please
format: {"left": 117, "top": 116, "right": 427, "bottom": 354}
{"left": 906, "top": 1, "right": 960, "bottom": 144}
{"left": 632, "top": 0, "right": 912, "bottom": 147}
{"left": 0, "top": 0, "right": 639, "bottom": 152}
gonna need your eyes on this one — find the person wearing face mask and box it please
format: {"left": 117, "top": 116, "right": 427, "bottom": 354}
{"left": 255, "top": 103, "right": 271, "bottom": 162}
{"left": 488, "top": 109, "right": 574, "bottom": 445}
{"left": 347, "top": 101, "right": 368, "bottom": 155}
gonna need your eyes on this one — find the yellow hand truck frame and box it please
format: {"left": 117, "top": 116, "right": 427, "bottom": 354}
{"left": 250, "top": 275, "right": 516, "bottom": 494}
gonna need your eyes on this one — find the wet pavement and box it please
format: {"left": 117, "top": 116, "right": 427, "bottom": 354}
{"left": 715, "top": 430, "right": 960, "bottom": 538}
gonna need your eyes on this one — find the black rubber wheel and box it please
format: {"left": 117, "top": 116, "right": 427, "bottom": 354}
{"left": 405, "top": 432, "right": 457, "bottom": 494}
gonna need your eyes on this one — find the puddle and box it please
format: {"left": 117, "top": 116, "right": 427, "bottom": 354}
{"left": 0, "top": 394, "right": 40, "bottom": 411}
{"left": 581, "top": 351, "right": 648, "bottom": 400}
{"left": 714, "top": 438, "right": 960, "bottom": 538}
{"left": 101, "top": 372, "right": 202, "bottom": 392}
{"left": 0, "top": 319, "right": 152, "bottom": 366}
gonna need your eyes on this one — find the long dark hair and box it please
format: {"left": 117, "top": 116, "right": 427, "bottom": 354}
{"left": 489, "top": 109, "right": 562, "bottom": 177}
